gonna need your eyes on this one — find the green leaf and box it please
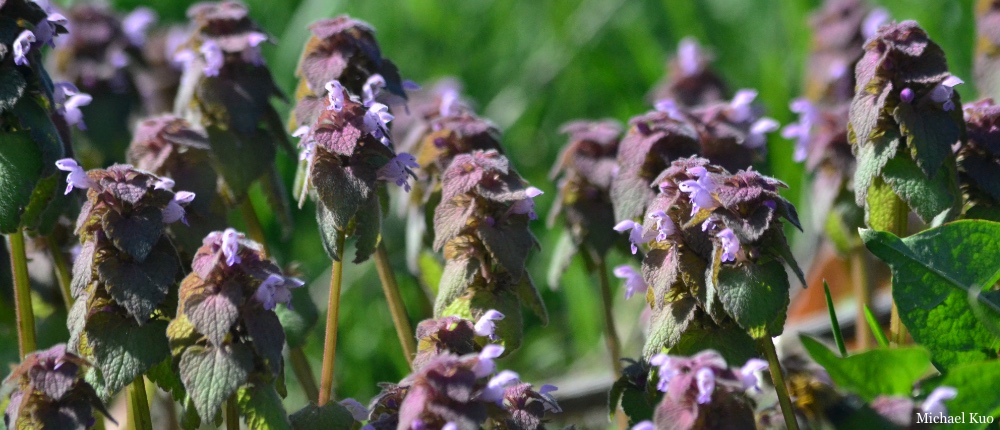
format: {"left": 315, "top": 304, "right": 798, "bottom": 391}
{"left": 800, "top": 335, "right": 931, "bottom": 402}
{"left": 289, "top": 403, "right": 356, "bottom": 430}
{"left": 881, "top": 155, "right": 957, "bottom": 223}
{"left": 351, "top": 193, "right": 381, "bottom": 263}
{"left": 316, "top": 203, "right": 343, "bottom": 261}
{"left": 0, "top": 66, "right": 26, "bottom": 112}
{"left": 823, "top": 281, "right": 848, "bottom": 357}
{"left": 716, "top": 259, "right": 791, "bottom": 339}
{"left": 892, "top": 102, "right": 961, "bottom": 180}
{"left": 0, "top": 130, "right": 43, "bottom": 234}
{"left": 237, "top": 383, "right": 292, "bottom": 430}
{"left": 243, "top": 307, "right": 286, "bottom": 377}
{"left": 442, "top": 287, "right": 523, "bottom": 352}
{"left": 96, "top": 239, "right": 179, "bottom": 324}
{"left": 206, "top": 127, "right": 273, "bottom": 198}
{"left": 668, "top": 320, "right": 758, "bottom": 366}
{"left": 85, "top": 313, "right": 170, "bottom": 397}
{"left": 925, "top": 360, "right": 1000, "bottom": 430}
{"left": 102, "top": 206, "right": 165, "bottom": 262}
{"left": 179, "top": 344, "right": 254, "bottom": 422}
{"left": 642, "top": 295, "right": 698, "bottom": 359}
{"left": 861, "top": 222, "right": 1000, "bottom": 369}
{"left": 434, "top": 257, "right": 478, "bottom": 316}
{"left": 864, "top": 304, "right": 890, "bottom": 349}
{"left": 853, "top": 131, "right": 901, "bottom": 205}
{"left": 147, "top": 357, "right": 187, "bottom": 402}
{"left": 186, "top": 282, "right": 242, "bottom": 348}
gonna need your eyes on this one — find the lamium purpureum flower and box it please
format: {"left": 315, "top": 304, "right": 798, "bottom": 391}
{"left": 920, "top": 386, "right": 957, "bottom": 416}
{"left": 716, "top": 228, "right": 740, "bottom": 263}
{"left": 509, "top": 186, "right": 543, "bottom": 220}
{"left": 199, "top": 39, "right": 224, "bottom": 76}
{"left": 614, "top": 220, "right": 654, "bottom": 254}
{"left": 326, "top": 80, "right": 346, "bottom": 111}
{"left": 254, "top": 273, "right": 305, "bottom": 310}
{"left": 364, "top": 102, "right": 394, "bottom": 145}
{"left": 122, "top": 7, "right": 157, "bottom": 46}
{"left": 782, "top": 98, "right": 819, "bottom": 162}
{"left": 474, "top": 310, "right": 505, "bottom": 340}
{"left": 929, "top": 75, "right": 964, "bottom": 111}
{"left": 363, "top": 74, "right": 387, "bottom": 105}
{"left": 473, "top": 344, "right": 505, "bottom": 378}
{"left": 55, "top": 158, "right": 93, "bottom": 194}
{"left": 13, "top": 30, "right": 35, "bottom": 66}
{"left": 727, "top": 89, "right": 758, "bottom": 123}
{"left": 376, "top": 153, "right": 418, "bottom": 192}
{"left": 648, "top": 210, "right": 675, "bottom": 241}
{"left": 613, "top": 265, "right": 648, "bottom": 299}
{"left": 677, "top": 166, "right": 720, "bottom": 216}
{"left": 204, "top": 228, "right": 244, "bottom": 267}
{"left": 649, "top": 350, "right": 762, "bottom": 404}
{"left": 53, "top": 83, "right": 93, "bottom": 130}
{"left": 162, "top": 191, "right": 196, "bottom": 225}
{"left": 479, "top": 370, "right": 520, "bottom": 405}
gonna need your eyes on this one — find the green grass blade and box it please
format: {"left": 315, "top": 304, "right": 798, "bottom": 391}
{"left": 823, "top": 280, "right": 848, "bottom": 357}
{"left": 864, "top": 304, "right": 890, "bottom": 348}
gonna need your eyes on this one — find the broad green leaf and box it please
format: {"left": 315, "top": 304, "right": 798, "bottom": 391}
{"left": 96, "top": 239, "right": 179, "bottom": 323}
{"left": 179, "top": 344, "right": 254, "bottom": 422}
{"left": 237, "top": 383, "right": 292, "bottom": 430}
{"left": 434, "top": 257, "right": 478, "bottom": 316}
{"left": 800, "top": 335, "right": 932, "bottom": 402}
{"left": 925, "top": 360, "right": 1000, "bottom": 429}
{"left": 316, "top": 203, "right": 343, "bottom": 261}
{"left": 892, "top": 102, "right": 961, "bottom": 180}
{"left": 853, "top": 131, "right": 901, "bottom": 205}
{"left": 0, "top": 130, "right": 43, "bottom": 234}
{"left": 147, "top": 357, "right": 187, "bottom": 402}
{"left": 351, "top": 193, "right": 381, "bottom": 263}
{"left": 716, "top": 259, "right": 791, "bottom": 339}
{"left": 289, "top": 403, "right": 355, "bottom": 430}
{"left": 102, "top": 206, "right": 165, "bottom": 262}
{"left": 881, "top": 155, "right": 957, "bottom": 223}
{"left": 186, "top": 282, "right": 242, "bottom": 347}
{"left": 85, "top": 313, "right": 170, "bottom": 397}
{"left": 243, "top": 307, "right": 286, "bottom": 377}
{"left": 642, "top": 295, "right": 698, "bottom": 359}
{"left": 861, "top": 222, "right": 1000, "bottom": 369}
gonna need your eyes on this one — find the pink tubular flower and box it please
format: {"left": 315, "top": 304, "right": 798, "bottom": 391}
{"left": 920, "top": 386, "right": 957, "bottom": 416}
{"left": 377, "top": 153, "right": 418, "bottom": 191}
{"left": 362, "top": 74, "right": 386, "bottom": 105}
{"left": 509, "top": 187, "right": 543, "bottom": 220}
{"left": 200, "top": 40, "right": 223, "bottom": 76}
{"left": 162, "top": 191, "right": 196, "bottom": 225}
{"left": 929, "top": 75, "right": 963, "bottom": 111}
{"left": 695, "top": 367, "right": 715, "bottom": 404}
{"left": 728, "top": 89, "right": 758, "bottom": 122}
{"left": 717, "top": 228, "right": 740, "bottom": 263}
{"left": 613, "top": 265, "right": 648, "bottom": 300}
{"left": 254, "top": 273, "right": 305, "bottom": 310}
{"left": 678, "top": 167, "right": 719, "bottom": 216}
{"left": 614, "top": 220, "right": 654, "bottom": 255}
{"left": 746, "top": 117, "right": 779, "bottom": 148}
{"left": 54, "top": 83, "right": 93, "bottom": 130}
{"left": 364, "top": 102, "right": 394, "bottom": 144}
{"left": 782, "top": 98, "right": 817, "bottom": 162}
{"left": 292, "top": 125, "right": 315, "bottom": 161}
{"left": 648, "top": 210, "right": 675, "bottom": 242}
{"left": 122, "top": 7, "right": 157, "bottom": 47}
{"left": 677, "top": 38, "right": 700, "bottom": 76}
{"left": 325, "top": 80, "right": 345, "bottom": 112}
{"left": 439, "top": 89, "right": 458, "bottom": 117}
{"left": 13, "top": 30, "right": 35, "bottom": 66}
{"left": 221, "top": 228, "right": 242, "bottom": 266}
{"left": 739, "top": 358, "right": 768, "bottom": 392}
{"left": 649, "top": 354, "right": 677, "bottom": 392}
{"left": 480, "top": 370, "right": 520, "bottom": 405}
{"left": 154, "top": 178, "right": 175, "bottom": 190}
{"left": 654, "top": 98, "right": 685, "bottom": 121}
{"left": 474, "top": 310, "right": 505, "bottom": 340}
{"left": 338, "top": 398, "right": 369, "bottom": 422}
{"left": 54, "top": 158, "right": 92, "bottom": 194}
{"left": 473, "top": 344, "right": 505, "bottom": 378}
{"left": 631, "top": 421, "right": 655, "bottom": 430}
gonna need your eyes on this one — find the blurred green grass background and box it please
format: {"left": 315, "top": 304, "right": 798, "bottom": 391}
{"left": 3, "top": 0, "right": 979, "bottom": 418}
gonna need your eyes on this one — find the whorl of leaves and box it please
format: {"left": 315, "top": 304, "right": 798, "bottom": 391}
{"left": 373, "top": 353, "right": 559, "bottom": 430}
{"left": 638, "top": 157, "right": 802, "bottom": 356}
{"left": 413, "top": 111, "right": 504, "bottom": 199}
{"left": 848, "top": 20, "right": 964, "bottom": 223}
{"left": 167, "top": 230, "right": 293, "bottom": 423}
{"left": 2, "top": 344, "right": 114, "bottom": 430}
{"left": 432, "top": 150, "right": 546, "bottom": 350}
{"left": 290, "top": 15, "right": 406, "bottom": 128}
{"left": 648, "top": 38, "right": 728, "bottom": 107}
{"left": 958, "top": 99, "right": 1000, "bottom": 211}
{"left": 302, "top": 85, "right": 412, "bottom": 263}
{"left": 975, "top": 0, "right": 1000, "bottom": 101}
{"left": 413, "top": 316, "right": 479, "bottom": 370}
{"left": 0, "top": 0, "right": 71, "bottom": 235}
{"left": 128, "top": 114, "right": 225, "bottom": 254}
{"left": 611, "top": 93, "right": 772, "bottom": 221}
{"left": 548, "top": 119, "right": 621, "bottom": 256}
{"left": 67, "top": 164, "right": 184, "bottom": 396}
{"left": 649, "top": 351, "right": 757, "bottom": 430}
{"left": 174, "top": 0, "right": 292, "bottom": 200}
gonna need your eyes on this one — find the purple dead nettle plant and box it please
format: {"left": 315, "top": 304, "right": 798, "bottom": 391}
{"left": 368, "top": 312, "right": 560, "bottom": 430}
{"left": 432, "top": 149, "right": 547, "bottom": 351}
{"left": 61, "top": 162, "right": 192, "bottom": 400}
{"left": 127, "top": 114, "right": 226, "bottom": 255}
{"left": 2, "top": 344, "right": 114, "bottom": 430}
{"left": 802, "top": 0, "right": 887, "bottom": 103}
{"left": 166, "top": 228, "right": 301, "bottom": 424}
{"left": 51, "top": 4, "right": 155, "bottom": 166}
{"left": 173, "top": 0, "right": 294, "bottom": 237}
{"left": 611, "top": 87, "right": 777, "bottom": 222}
{"left": 648, "top": 38, "right": 728, "bottom": 108}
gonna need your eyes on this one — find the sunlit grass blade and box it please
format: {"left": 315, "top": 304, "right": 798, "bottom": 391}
{"left": 864, "top": 304, "right": 890, "bottom": 348}
{"left": 823, "top": 280, "right": 847, "bottom": 357}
